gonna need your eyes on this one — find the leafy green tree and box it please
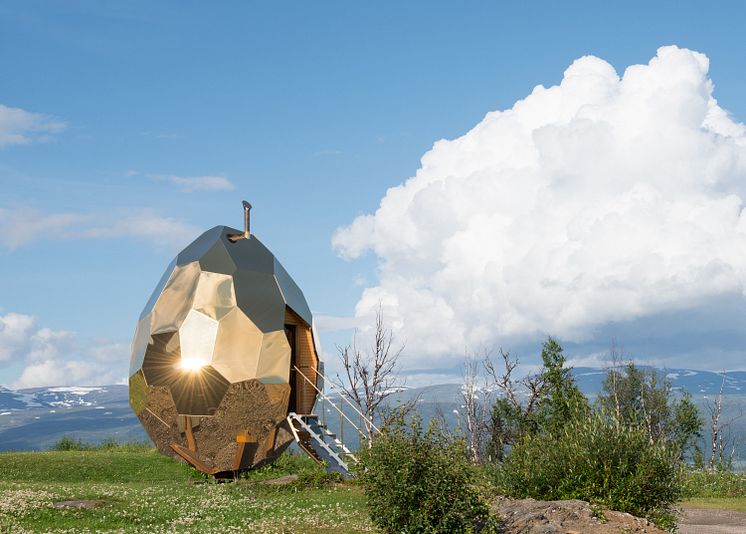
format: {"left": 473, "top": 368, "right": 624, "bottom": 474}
{"left": 597, "top": 363, "right": 701, "bottom": 457}
{"left": 534, "top": 336, "right": 589, "bottom": 433}
{"left": 487, "top": 337, "right": 589, "bottom": 460}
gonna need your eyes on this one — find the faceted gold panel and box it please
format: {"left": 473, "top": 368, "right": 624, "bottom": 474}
{"left": 150, "top": 262, "right": 201, "bottom": 336}
{"left": 179, "top": 309, "right": 219, "bottom": 366}
{"left": 192, "top": 272, "right": 236, "bottom": 320}
{"left": 257, "top": 330, "right": 291, "bottom": 384}
{"left": 129, "top": 225, "right": 320, "bottom": 474}
{"left": 210, "top": 308, "right": 265, "bottom": 383}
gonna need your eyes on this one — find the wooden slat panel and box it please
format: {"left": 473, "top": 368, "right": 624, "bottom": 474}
{"left": 235, "top": 432, "right": 256, "bottom": 443}
{"left": 184, "top": 416, "right": 196, "bottom": 451}
{"left": 232, "top": 441, "right": 246, "bottom": 470}
{"left": 170, "top": 443, "right": 218, "bottom": 474}
{"left": 284, "top": 307, "right": 319, "bottom": 415}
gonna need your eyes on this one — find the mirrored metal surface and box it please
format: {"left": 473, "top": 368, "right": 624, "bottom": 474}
{"left": 129, "top": 223, "right": 320, "bottom": 474}
{"left": 273, "top": 259, "right": 312, "bottom": 325}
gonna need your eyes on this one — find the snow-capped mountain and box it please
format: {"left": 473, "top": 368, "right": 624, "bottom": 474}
{"left": 0, "top": 384, "right": 144, "bottom": 451}
{"left": 0, "top": 385, "right": 129, "bottom": 411}
{"left": 572, "top": 367, "right": 746, "bottom": 397}
{"left": 1, "top": 367, "right": 746, "bottom": 453}
{"left": 0, "top": 385, "right": 42, "bottom": 411}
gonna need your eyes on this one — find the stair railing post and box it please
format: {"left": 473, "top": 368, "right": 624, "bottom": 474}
{"left": 339, "top": 396, "right": 344, "bottom": 445}
{"left": 321, "top": 387, "right": 326, "bottom": 427}
{"left": 293, "top": 364, "right": 370, "bottom": 442}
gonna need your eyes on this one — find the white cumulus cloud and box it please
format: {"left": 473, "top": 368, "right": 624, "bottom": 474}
{"left": 333, "top": 46, "right": 746, "bottom": 359}
{"left": 0, "top": 313, "right": 36, "bottom": 363}
{"left": 0, "top": 104, "right": 65, "bottom": 147}
{"left": 12, "top": 358, "right": 123, "bottom": 389}
{"left": 0, "top": 311, "right": 127, "bottom": 388}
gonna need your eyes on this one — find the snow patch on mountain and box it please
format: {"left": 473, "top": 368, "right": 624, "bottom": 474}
{"left": 47, "top": 387, "right": 105, "bottom": 395}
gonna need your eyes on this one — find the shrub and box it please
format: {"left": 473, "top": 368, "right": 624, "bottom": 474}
{"left": 294, "top": 470, "right": 343, "bottom": 489}
{"left": 52, "top": 435, "right": 87, "bottom": 451}
{"left": 488, "top": 337, "right": 589, "bottom": 461}
{"left": 493, "top": 410, "right": 682, "bottom": 530}
{"left": 682, "top": 468, "right": 746, "bottom": 498}
{"left": 597, "top": 362, "right": 702, "bottom": 457}
{"left": 51, "top": 436, "right": 153, "bottom": 452}
{"left": 356, "top": 413, "right": 496, "bottom": 533}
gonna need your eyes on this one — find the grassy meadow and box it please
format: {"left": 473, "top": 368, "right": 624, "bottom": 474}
{"left": 2, "top": 441, "right": 746, "bottom": 533}
{"left": 680, "top": 468, "right": 746, "bottom": 514}
{"left": 0, "top": 446, "right": 373, "bottom": 533}
{"left": 683, "top": 498, "right": 746, "bottom": 513}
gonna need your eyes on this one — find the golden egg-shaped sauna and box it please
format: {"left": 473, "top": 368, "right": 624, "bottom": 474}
{"left": 128, "top": 202, "right": 323, "bottom": 476}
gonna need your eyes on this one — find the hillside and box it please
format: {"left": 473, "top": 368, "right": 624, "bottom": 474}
{"left": 2, "top": 367, "right": 746, "bottom": 458}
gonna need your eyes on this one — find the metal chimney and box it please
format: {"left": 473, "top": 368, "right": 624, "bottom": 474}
{"left": 243, "top": 200, "right": 252, "bottom": 239}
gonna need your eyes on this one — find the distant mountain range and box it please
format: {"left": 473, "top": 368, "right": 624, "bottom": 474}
{"left": 2, "top": 366, "right": 746, "bottom": 456}
{"left": 0, "top": 385, "right": 145, "bottom": 451}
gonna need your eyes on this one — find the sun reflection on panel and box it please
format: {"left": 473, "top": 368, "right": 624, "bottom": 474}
{"left": 179, "top": 357, "right": 208, "bottom": 372}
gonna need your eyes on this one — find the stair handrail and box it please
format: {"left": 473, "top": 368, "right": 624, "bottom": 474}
{"left": 293, "top": 365, "right": 373, "bottom": 440}
{"left": 309, "top": 366, "right": 380, "bottom": 434}
{"left": 287, "top": 412, "right": 349, "bottom": 472}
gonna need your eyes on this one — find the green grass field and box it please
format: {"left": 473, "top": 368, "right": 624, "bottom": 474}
{"left": 0, "top": 448, "right": 373, "bottom": 533}
{"left": 680, "top": 468, "right": 746, "bottom": 512}
{"left": 4, "top": 446, "right": 746, "bottom": 533}
{"left": 682, "top": 498, "right": 746, "bottom": 513}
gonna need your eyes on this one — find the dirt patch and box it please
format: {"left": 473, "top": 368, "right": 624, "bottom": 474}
{"left": 260, "top": 475, "right": 299, "bottom": 485}
{"left": 678, "top": 507, "right": 746, "bottom": 534}
{"left": 492, "top": 497, "right": 669, "bottom": 534}
{"left": 52, "top": 500, "right": 107, "bottom": 510}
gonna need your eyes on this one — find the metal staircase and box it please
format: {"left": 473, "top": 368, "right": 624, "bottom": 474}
{"left": 289, "top": 366, "right": 375, "bottom": 478}
{"left": 287, "top": 412, "right": 356, "bottom": 476}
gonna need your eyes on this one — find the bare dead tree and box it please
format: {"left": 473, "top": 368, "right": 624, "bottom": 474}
{"left": 337, "top": 306, "right": 405, "bottom": 444}
{"left": 709, "top": 377, "right": 723, "bottom": 469}
{"left": 483, "top": 348, "right": 547, "bottom": 459}
{"left": 484, "top": 348, "right": 546, "bottom": 418}
{"left": 704, "top": 374, "right": 743, "bottom": 470}
{"left": 461, "top": 351, "right": 492, "bottom": 463}
{"left": 640, "top": 386, "right": 655, "bottom": 446}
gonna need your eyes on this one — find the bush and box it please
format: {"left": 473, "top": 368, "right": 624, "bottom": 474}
{"left": 51, "top": 436, "right": 153, "bottom": 452}
{"left": 682, "top": 468, "right": 746, "bottom": 498}
{"left": 597, "top": 362, "right": 701, "bottom": 457}
{"left": 488, "top": 337, "right": 589, "bottom": 461}
{"left": 493, "top": 411, "right": 682, "bottom": 530}
{"left": 294, "top": 470, "right": 343, "bottom": 489}
{"left": 52, "top": 435, "right": 87, "bottom": 451}
{"left": 356, "top": 414, "right": 496, "bottom": 533}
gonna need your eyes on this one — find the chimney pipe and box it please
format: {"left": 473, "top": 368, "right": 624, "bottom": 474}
{"left": 242, "top": 200, "right": 252, "bottom": 239}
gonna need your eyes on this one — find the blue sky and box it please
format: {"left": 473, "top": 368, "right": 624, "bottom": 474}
{"left": 2, "top": 1, "right": 746, "bottom": 387}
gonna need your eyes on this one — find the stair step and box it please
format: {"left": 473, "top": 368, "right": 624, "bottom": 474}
{"left": 287, "top": 412, "right": 357, "bottom": 478}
